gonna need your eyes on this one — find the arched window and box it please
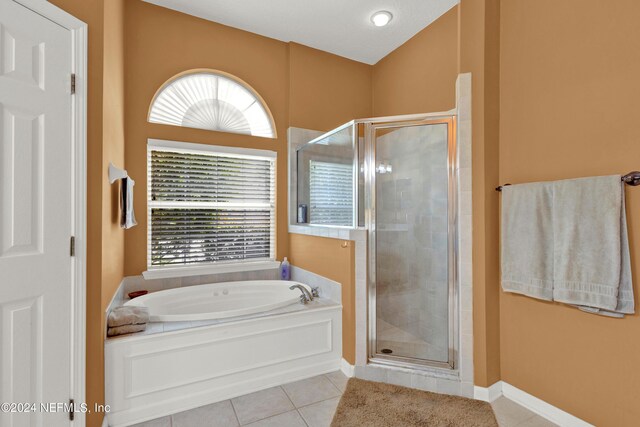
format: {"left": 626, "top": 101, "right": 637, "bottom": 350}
{"left": 148, "top": 70, "right": 276, "bottom": 138}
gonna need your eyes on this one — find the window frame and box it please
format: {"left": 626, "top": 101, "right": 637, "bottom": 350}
{"left": 143, "top": 139, "right": 279, "bottom": 280}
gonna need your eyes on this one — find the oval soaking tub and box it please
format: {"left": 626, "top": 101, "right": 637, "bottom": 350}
{"left": 124, "top": 280, "right": 312, "bottom": 322}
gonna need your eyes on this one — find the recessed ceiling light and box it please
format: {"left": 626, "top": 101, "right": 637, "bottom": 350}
{"left": 371, "top": 11, "right": 393, "bottom": 27}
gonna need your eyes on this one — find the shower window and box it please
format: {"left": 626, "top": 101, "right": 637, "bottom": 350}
{"left": 309, "top": 160, "right": 353, "bottom": 226}
{"left": 146, "top": 139, "right": 276, "bottom": 274}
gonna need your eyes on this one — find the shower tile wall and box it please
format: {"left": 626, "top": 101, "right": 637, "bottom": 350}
{"left": 375, "top": 124, "right": 449, "bottom": 363}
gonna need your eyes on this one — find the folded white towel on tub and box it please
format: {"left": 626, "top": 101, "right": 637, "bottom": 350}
{"left": 107, "top": 323, "right": 147, "bottom": 337}
{"left": 108, "top": 306, "right": 149, "bottom": 328}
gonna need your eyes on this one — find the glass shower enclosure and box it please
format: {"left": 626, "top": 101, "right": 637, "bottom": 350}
{"left": 296, "top": 114, "right": 458, "bottom": 371}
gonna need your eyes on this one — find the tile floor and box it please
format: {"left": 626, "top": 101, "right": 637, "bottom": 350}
{"left": 131, "top": 371, "right": 557, "bottom": 427}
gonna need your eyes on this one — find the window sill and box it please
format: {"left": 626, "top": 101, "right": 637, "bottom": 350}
{"left": 142, "top": 260, "right": 281, "bottom": 280}
{"left": 288, "top": 224, "right": 367, "bottom": 241}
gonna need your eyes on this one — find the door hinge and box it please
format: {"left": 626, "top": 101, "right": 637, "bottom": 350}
{"left": 71, "top": 73, "right": 76, "bottom": 94}
{"left": 69, "top": 399, "right": 74, "bottom": 421}
{"left": 70, "top": 236, "right": 75, "bottom": 257}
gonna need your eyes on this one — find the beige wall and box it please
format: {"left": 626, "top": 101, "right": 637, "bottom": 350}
{"left": 458, "top": 0, "right": 502, "bottom": 388}
{"left": 101, "top": 0, "right": 126, "bottom": 340}
{"left": 289, "top": 42, "right": 372, "bottom": 131}
{"left": 373, "top": 6, "right": 459, "bottom": 117}
{"left": 288, "top": 235, "right": 356, "bottom": 364}
{"left": 371, "top": 1, "right": 503, "bottom": 389}
{"left": 123, "top": 0, "right": 374, "bottom": 365}
{"left": 499, "top": 1, "right": 640, "bottom": 425}
{"left": 42, "top": 1, "right": 640, "bottom": 425}
{"left": 123, "top": 0, "right": 290, "bottom": 275}
{"left": 371, "top": 3, "right": 503, "bottom": 387}
{"left": 287, "top": 42, "right": 372, "bottom": 365}
{"left": 46, "top": 1, "right": 126, "bottom": 426}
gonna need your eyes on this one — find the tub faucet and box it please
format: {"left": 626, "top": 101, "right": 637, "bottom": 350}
{"left": 290, "top": 284, "right": 313, "bottom": 304}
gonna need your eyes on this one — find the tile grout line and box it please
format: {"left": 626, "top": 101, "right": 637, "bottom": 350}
{"left": 281, "top": 385, "right": 299, "bottom": 409}
{"left": 295, "top": 394, "right": 341, "bottom": 411}
{"left": 323, "top": 373, "right": 346, "bottom": 393}
{"left": 228, "top": 398, "right": 242, "bottom": 427}
{"left": 239, "top": 386, "right": 302, "bottom": 426}
{"left": 279, "top": 385, "right": 310, "bottom": 427}
{"left": 296, "top": 408, "right": 311, "bottom": 427}
{"left": 299, "top": 407, "right": 311, "bottom": 427}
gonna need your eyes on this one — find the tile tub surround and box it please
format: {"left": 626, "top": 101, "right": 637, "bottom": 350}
{"left": 290, "top": 265, "right": 342, "bottom": 303}
{"left": 106, "top": 297, "right": 340, "bottom": 339}
{"left": 130, "top": 372, "right": 556, "bottom": 427}
{"left": 105, "top": 266, "right": 340, "bottom": 339}
{"left": 104, "top": 268, "right": 281, "bottom": 337}
{"left": 122, "top": 267, "right": 280, "bottom": 295}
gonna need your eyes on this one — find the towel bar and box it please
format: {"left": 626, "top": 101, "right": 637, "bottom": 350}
{"left": 495, "top": 171, "right": 640, "bottom": 192}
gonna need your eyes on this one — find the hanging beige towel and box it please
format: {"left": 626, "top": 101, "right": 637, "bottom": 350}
{"left": 552, "top": 175, "right": 634, "bottom": 315}
{"left": 501, "top": 182, "right": 554, "bottom": 301}
{"left": 107, "top": 306, "right": 149, "bottom": 328}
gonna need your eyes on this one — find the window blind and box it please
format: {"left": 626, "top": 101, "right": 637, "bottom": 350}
{"left": 148, "top": 146, "right": 275, "bottom": 269}
{"left": 309, "top": 160, "right": 353, "bottom": 226}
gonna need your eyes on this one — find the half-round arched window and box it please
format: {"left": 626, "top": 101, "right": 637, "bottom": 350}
{"left": 148, "top": 70, "right": 276, "bottom": 138}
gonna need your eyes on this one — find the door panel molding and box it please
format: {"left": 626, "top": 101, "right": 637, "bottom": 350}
{"left": 10, "top": 1, "right": 87, "bottom": 425}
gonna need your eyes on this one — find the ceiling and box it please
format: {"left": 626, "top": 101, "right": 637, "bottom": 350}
{"left": 142, "top": 0, "right": 459, "bottom": 65}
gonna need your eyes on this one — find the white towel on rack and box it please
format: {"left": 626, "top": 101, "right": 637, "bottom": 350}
{"left": 120, "top": 177, "right": 137, "bottom": 229}
{"left": 552, "top": 175, "right": 634, "bottom": 315}
{"left": 501, "top": 182, "right": 555, "bottom": 300}
{"left": 501, "top": 175, "right": 634, "bottom": 317}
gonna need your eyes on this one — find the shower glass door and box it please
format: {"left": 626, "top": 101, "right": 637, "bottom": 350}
{"left": 367, "top": 117, "right": 457, "bottom": 369}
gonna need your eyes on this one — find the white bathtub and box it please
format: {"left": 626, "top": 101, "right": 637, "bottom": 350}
{"left": 124, "top": 280, "right": 311, "bottom": 322}
{"left": 105, "top": 277, "right": 342, "bottom": 427}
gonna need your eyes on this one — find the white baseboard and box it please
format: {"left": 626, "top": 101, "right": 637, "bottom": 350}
{"left": 502, "top": 382, "right": 593, "bottom": 427}
{"left": 340, "top": 359, "right": 355, "bottom": 377}
{"left": 474, "top": 381, "right": 503, "bottom": 402}
{"left": 474, "top": 381, "right": 593, "bottom": 427}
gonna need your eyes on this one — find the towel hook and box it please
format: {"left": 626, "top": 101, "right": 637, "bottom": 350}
{"left": 108, "top": 162, "right": 128, "bottom": 184}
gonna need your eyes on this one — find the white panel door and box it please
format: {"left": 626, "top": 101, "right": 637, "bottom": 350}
{"left": 0, "top": 0, "right": 73, "bottom": 426}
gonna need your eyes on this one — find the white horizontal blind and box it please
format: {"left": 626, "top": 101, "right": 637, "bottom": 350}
{"left": 148, "top": 146, "right": 275, "bottom": 269}
{"left": 309, "top": 160, "right": 353, "bottom": 226}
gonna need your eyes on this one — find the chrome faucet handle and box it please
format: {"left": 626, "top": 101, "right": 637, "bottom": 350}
{"left": 311, "top": 287, "right": 320, "bottom": 298}
{"left": 290, "top": 284, "right": 311, "bottom": 304}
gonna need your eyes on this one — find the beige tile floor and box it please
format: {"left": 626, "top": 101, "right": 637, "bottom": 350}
{"left": 131, "top": 371, "right": 557, "bottom": 427}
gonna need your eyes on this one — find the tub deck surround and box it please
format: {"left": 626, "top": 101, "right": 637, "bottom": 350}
{"left": 107, "top": 297, "right": 339, "bottom": 339}
{"left": 104, "top": 270, "right": 343, "bottom": 427}
{"left": 125, "top": 280, "right": 314, "bottom": 322}
{"left": 104, "top": 268, "right": 281, "bottom": 336}
{"left": 105, "top": 301, "right": 342, "bottom": 426}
